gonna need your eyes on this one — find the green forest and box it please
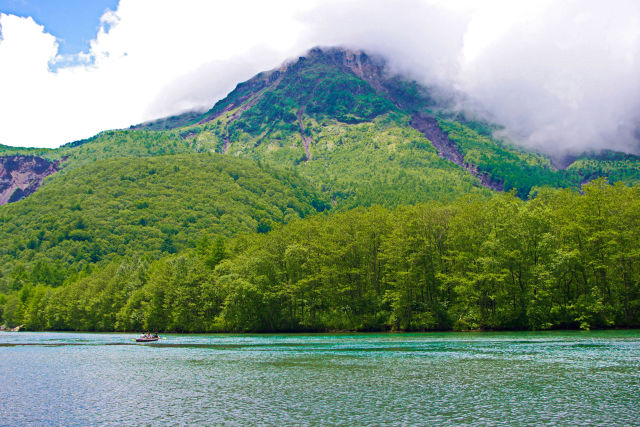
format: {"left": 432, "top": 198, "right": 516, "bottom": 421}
{"left": 3, "top": 179, "right": 638, "bottom": 332}
{"left": 0, "top": 154, "right": 326, "bottom": 291}
{"left": 2, "top": 48, "right": 640, "bottom": 333}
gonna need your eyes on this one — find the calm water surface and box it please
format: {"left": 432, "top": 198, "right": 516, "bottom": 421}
{"left": 1, "top": 330, "right": 639, "bottom": 425}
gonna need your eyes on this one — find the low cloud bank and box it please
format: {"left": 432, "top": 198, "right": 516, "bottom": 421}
{"left": 299, "top": 0, "right": 640, "bottom": 157}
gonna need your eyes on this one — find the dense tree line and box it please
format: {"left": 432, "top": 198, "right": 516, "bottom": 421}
{"left": 3, "top": 179, "right": 638, "bottom": 332}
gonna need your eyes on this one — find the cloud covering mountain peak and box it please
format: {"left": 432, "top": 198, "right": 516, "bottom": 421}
{"left": 0, "top": 0, "right": 638, "bottom": 156}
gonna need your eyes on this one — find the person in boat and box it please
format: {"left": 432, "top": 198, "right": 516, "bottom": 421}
{"left": 152, "top": 333, "right": 158, "bottom": 338}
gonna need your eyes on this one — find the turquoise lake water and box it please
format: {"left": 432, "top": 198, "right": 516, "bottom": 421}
{"left": 1, "top": 331, "right": 639, "bottom": 425}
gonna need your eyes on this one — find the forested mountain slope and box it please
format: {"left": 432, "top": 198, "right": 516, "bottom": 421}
{"left": 135, "top": 47, "right": 640, "bottom": 199}
{"left": 2, "top": 47, "right": 639, "bottom": 206}
{"left": 0, "top": 154, "right": 326, "bottom": 292}
{"left": 1, "top": 46, "right": 640, "bottom": 332}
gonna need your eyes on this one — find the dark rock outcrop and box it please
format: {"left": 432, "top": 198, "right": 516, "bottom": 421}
{"left": 0, "top": 155, "right": 61, "bottom": 205}
{"left": 410, "top": 114, "right": 504, "bottom": 191}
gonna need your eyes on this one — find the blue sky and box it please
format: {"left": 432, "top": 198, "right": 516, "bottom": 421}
{"left": 0, "top": 0, "right": 118, "bottom": 56}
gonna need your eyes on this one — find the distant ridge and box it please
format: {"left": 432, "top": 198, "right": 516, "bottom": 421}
{"left": 131, "top": 110, "right": 206, "bottom": 131}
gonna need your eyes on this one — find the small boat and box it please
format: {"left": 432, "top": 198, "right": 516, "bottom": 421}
{"left": 135, "top": 337, "right": 159, "bottom": 342}
{"left": 135, "top": 334, "right": 160, "bottom": 342}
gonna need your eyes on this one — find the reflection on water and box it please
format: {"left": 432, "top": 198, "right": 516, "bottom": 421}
{"left": 1, "top": 331, "right": 639, "bottom": 425}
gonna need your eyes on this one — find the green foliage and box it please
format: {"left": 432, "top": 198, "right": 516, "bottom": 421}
{"left": 0, "top": 129, "right": 219, "bottom": 177}
{"left": 5, "top": 180, "right": 640, "bottom": 332}
{"left": 131, "top": 111, "right": 205, "bottom": 131}
{"left": 437, "top": 119, "right": 572, "bottom": 197}
{"left": 0, "top": 144, "right": 56, "bottom": 157}
{"left": 0, "top": 154, "right": 326, "bottom": 292}
{"left": 293, "top": 116, "right": 489, "bottom": 209}
{"left": 221, "top": 58, "right": 396, "bottom": 138}
{"left": 303, "top": 68, "right": 395, "bottom": 123}
{"left": 3, "top": 48, "right": 640, "bottom": 333}
{"left": 568, "top": 156, "right": 640, "bottom": 185}
{"left": 197, "top": 112, "right": 490, "bottom": 208}
{"left": 57, "top": 130, "right": 217, "bottom": 168}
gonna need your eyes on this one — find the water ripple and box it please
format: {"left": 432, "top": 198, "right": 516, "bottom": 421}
{"left": 1, "top": 330, "right": 639, "bottom": 425}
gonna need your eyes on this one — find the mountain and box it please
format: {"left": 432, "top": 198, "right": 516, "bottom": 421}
{"left": 1, "top": 47, "right": 640, "bottom": 332}
{"left": 135, "top": 47, "right": 640, "bottom": 198}
{"left": 3, "top": 47, "right": 639, "bottom": 205}
{"left": 131, "top": 48, "right": 492, "bottom": 207}
{"left": 1, "top": 45, "right": 639, "bottom": 282}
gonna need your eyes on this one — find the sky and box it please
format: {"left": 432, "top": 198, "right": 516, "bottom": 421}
{"left": 0, "top": 0, "right": 639, "bottom": 157}
{"left": 0, "top": 0, "right": 118, "bottom": 59}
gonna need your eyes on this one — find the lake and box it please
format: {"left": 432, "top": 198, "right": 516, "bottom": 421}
{"left": 1, "top": 331, "right": 639, "bottom": 425}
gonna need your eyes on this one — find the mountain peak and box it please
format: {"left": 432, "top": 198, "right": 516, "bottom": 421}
{"left": 133, "top": 46, "right": 425, "bottom": 131}
{"left": 293, "top": 46, "right": 388, "bottom": 84}
{"left": 195, "top": 46, "right": 399, "bottom": 128}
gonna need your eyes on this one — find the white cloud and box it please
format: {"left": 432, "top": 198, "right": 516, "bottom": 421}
{"left": 455, "top": 0, "right": 640, "bottom": 156}
{"left": 294, "top": 0, "right": 640, "bottom": 157}
{"left": 0, "top": 1, "right": 311, "bottom": 148}
{"left": 0, "top": 0, "right": 639, "bottom": 156}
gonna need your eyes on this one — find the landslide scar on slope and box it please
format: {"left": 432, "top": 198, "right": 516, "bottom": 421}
{"left": 409, "top": 114, "right": 504, "bottom": 191}
{"left": 0, "top": 155, "right": 63, "bottom": 205}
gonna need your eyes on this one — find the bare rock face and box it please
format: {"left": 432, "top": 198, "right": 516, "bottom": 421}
{"left": 410, "top": 115, "right": 504, "bottom": 191}
{"left": 304, "top": 47, "right": 389, "bottom": 91}
{"left": 0, "top": 156, "right": 61, "bottom": 205}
